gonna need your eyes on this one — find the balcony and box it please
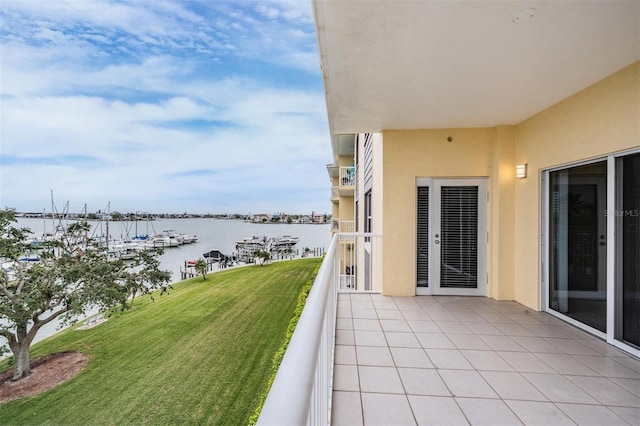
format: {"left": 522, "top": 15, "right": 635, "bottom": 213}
{"left": 258, "top": 233, "right": 640, "bottom": 426}
{"left": 337, "top": 166, "right": 355, "bottom": 196}
{"left": 331, "top": 187, "right": 339, "bottom": 204}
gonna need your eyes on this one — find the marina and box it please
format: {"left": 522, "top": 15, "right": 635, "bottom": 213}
{"left": 14, "top": 216, "right": 330, "bottom": 288}
{"left": 2, "top": 217, "right": 330, "bottom": 355}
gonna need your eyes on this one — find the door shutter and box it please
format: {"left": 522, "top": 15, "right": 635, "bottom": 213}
{"left": 440, "top": 186, "right": 478, "bottom": 288}
{"left": 417, "top": 186, "right": 429, "bottom": 287}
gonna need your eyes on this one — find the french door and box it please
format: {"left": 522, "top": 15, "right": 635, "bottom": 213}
{"left": 416, "top": 178, "right": 488, "bottom": 296}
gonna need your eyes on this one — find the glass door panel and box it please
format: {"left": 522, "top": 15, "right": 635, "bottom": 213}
{"left": 438, "top": 186, "right": 479, "bottom": 289}
{"left": 618, "top": 153, "right": 640, "bottom": 348}
{"left": 549, "top": 161, "right": 607, "bottom": 332}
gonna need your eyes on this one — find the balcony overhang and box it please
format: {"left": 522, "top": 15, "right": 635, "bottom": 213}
{"left": 313, "top": 0, "right": 640, "bottom": 134}
{"left": 331, "top": 133, "right": 355, "bottom": 159}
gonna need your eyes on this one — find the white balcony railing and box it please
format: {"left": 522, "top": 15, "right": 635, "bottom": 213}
{"left": 338, "top": 220, "right": 355, "bottom": 233}
{"left": 257, "top": 232, "right": 380, "bottom": 425}
{"left": 339, "top": 166, "right": 355, "bottom": 186}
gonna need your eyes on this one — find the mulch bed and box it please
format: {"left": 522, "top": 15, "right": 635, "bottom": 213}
{"left": 0, "top": 351, "right": 89, "bottom": 404}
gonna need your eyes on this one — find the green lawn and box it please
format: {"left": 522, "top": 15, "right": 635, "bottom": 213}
{"left": 0, "top": 258, "right": 321, "bottom": 425}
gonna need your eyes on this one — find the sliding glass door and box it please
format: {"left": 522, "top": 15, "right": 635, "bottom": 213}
{"left": 545, "top": 151, "right": 640, "bottom": 354}
{"left": 548, "top": 161, "right": 607, "bottom": 332}
{"left": 617, "top": 153, "right": 640, "bottom": 348}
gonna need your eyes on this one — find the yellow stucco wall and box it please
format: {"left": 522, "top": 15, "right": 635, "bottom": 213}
{"left": 381, "top": 128, "right": 495, "bottom": 296}
{"left": 377, "top": 61, "right": 639, "bottom": 309}
{"left": 513, "top": 61, "right": 640, "bottom": 310}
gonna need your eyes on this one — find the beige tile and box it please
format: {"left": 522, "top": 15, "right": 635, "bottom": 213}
{"left": 607, "top": 405, "right": 640, "bottom": 426}
{"left": 544, "top": 338, "right": 601, "bottom": 355}
{"left": 336, "top": 317, "right": 353, "bottom": 330}
{"left": 407, "top": 319, "right": 440, "bottom": 333}
{"left": 398, "top": 368, "right": 450, "bottom": 396}
{"left": 425, "top": 349, "right": 474, "bottom": 370}
{"left": 612, "top": 355, "right": 640, "bottom": 373}
{"left": 361, "top": 393, "right": 416, "bottom": 426}
{"left": 478, "top": 334, "right": 526, "bottom": 352}
{"left": 464, "top": 321, "right": 504, "bottom": 335}
{"left": 380, "top": 319, "right": 411, "bottom": 332}
{"left": 352, "top": 308, "right": 378, "bottom": 319}
{"left": 416, "top": 332, "right": 456, "bottom": 349}
{"left": 478, "top": 312, "right": 513, "bottom": 323}
{"left": 566, "top": 375, "right": 640, "bottom": 407}
{"left": 353, "top": 318, "right": 382, "bottom": 331}
{"left": 453, "top": 312, "right": 485, "bottom": 322}
{"left": 332, "top": 391, "right": 363, "bottom": 426}
{"left": 556, "top": 403, "right": 629, "bottom": 426}
{"left": 533, "top": 352, "right": 600, "bottom": 376}
{"left": 391, "top": 347, "right": 433, "bottom": 369}
{"left": 510, "top": 336, "right": 565, "bottom": 353}
{"left": 335, "top": 345, "right": 357, "bottom": 365}
{"left": 609, "top": 377, "right": 640, "bottom": 397}
{"left": 575, "top": 355, "right": 640, "bottom": 379}
{"left": 497, "top": 351, "right": 556, "bottom": 374}
{"left": 356, "top": 346, "right": 395, "bottom": 367}
{"left": 384, "top": 331, "right": 422, "bottom": 348}
{"left": 449, "top": 334, "right": 491, "bottom": 350}
{"left": 521, "top": 373, "right": 598, "bottom": 404}
{"left": 493, "top": 323, "right": 537, "bottom": 337}
{"left": 456, "top": 398, "right": 522, "bottom": 426}
{"left": 435, "top": 321, "right": 474, "bottom": 334}
{"left": 408, "top": 395, "right": 469, "bottom": 426}
{"left": 335, "top": 328, "right": 355, "bottom": 345}
{"left": 461, "top": 350, "right": 514, "bottom": 372}
{"left": 505, "top": 400, "right": 574, "bottom": 425}
{"left": 376, "top": 309, "right": 404, "bottom": 320}
{"left": 438, "top": 370, "right": 498, "bottom": 399}
{"left": 402, "top": 309, "right": 433, "bottom": 321}
{"left": 358, "top": 366, "right": 404, "bottom": 394}
{"left": 354, "top": 330, "right": 387, "bottom": 347}
{"left": 479, "top": 371, "right": 547, "bottom": 401}
{"left": 333, "top": 364, "right": 360, "bottom": 391}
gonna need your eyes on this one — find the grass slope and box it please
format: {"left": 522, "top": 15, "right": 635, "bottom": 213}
{"left": 0, "top": 258, "right": 321, "bottom": 425}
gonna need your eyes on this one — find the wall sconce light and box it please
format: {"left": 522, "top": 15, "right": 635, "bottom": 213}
{"left": 516, "top": 164, "right": 528, "bottom": 179}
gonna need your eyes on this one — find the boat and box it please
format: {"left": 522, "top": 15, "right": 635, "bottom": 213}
{"left": 162, "top": 230, "right": 185, "bottom": 246}
{"left": 203, "top": 249, "right": 231, "bottom": 262}
{"left": 181, "top": 234, "right": 198, "bottom": 244}
{"left": 234, "top": 235, "right": 299, "bottom": 262}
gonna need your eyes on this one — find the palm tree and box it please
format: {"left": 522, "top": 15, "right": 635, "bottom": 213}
{"left": 194, "top": 259, "right": 208, "bottom": 280}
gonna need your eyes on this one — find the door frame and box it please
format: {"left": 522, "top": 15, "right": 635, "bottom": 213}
{"left": 416, "top": 178, "right": 488, "bottom": 296}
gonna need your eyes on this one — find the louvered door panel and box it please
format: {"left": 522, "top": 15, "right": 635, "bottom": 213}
{"left": 439, "top": 186, "right": 479, "bottom": 288}
{"left": 416, "top": 186, "right": 429, "bottom": 287}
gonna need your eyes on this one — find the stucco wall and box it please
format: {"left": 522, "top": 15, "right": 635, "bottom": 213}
{"left": 513, "top": 61, "right": 640, "bottom": 310}
{"left": 381, "top": 128, "right": 494, "bottom": 296}
{"left": 377, "top": 62, "right": 639, "bottom": 307}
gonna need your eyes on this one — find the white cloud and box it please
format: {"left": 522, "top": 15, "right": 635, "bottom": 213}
{"left": 0, "top": 0, "right": 331, "bottom": 214}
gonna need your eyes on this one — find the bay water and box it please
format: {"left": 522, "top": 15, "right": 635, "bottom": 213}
{"left": 1, "top": 218, "right": 331, "bottom": 354}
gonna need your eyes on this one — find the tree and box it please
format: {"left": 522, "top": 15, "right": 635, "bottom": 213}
{"left": 0, "top": 209, "right": 171, "bottom": 381}
{"left": 194, "top": 259, "right": 208, "bottom": 280}
{"left": 254, "top": 250, "right": 271, "bottom": 266}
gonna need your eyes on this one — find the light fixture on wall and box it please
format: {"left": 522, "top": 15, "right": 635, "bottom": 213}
{"left": 516, "top": 164, "right": 528, "bottom": 179}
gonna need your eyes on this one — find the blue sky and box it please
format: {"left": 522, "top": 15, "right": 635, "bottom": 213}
{"left": 0, "top": 0, "right": 332, "bottom": 215}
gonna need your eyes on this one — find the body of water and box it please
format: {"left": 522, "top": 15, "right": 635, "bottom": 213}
{"left": 1, "top": 218, "right": 330, "bottom": 354}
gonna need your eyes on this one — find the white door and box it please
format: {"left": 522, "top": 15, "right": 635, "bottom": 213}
{"left": 416, "top": 178, "right": 488, "bottom": 296}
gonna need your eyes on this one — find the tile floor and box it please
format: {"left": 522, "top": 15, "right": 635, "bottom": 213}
{"left": 332, "top": 293, "right": 640, "bottom": 425}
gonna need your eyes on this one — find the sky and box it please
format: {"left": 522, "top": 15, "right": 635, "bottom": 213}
{"left": 0, "top": 0, "right": 333, "bottom": 215}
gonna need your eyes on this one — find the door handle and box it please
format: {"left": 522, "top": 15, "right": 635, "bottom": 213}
{"left": 435, "top": 240, "right": 440, "bottom": 244}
